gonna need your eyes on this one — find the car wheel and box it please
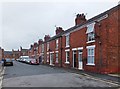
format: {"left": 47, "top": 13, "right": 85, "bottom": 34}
{"left": 11, "top": 62, "right": 13, "bottom": 66}
{"left": 30, "top": 61, "right": 32, "bottom": 65}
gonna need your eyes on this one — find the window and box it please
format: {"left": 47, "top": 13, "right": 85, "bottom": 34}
{"left": 56, "top": 53, "right": 58, "bottom": 63}
{"left": 56, "top": 39, "right": 58, "bottom": 49}
{"left": 65, "top": 51, "right": 70, "bottom": 63}
{"left": 47, "top": 53, "right": 49, "bottom": 62}
{"left": 47, "top": 42, "right": 49, "bottom": 51}
{"left": 86, "top": 23, "right": 95, "bottom": 43}
{"left": 42, "top": 54, "right": 44, "bottom": 62}
{"left": 66, "top": 34, "right": 70, "bottom": 47}
{"left": 87, "top": 45, "right": 95, "bottom": 65}
{"left": 42, "top": 44, "right": 44, "bottom": 52}
{"left": 87, "top": 32, "right": 95, "bottom": 42}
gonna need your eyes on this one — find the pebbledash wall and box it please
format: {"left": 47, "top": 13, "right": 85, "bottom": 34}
{"left": 29, "top": 5, "right": 120, "bottom": 74}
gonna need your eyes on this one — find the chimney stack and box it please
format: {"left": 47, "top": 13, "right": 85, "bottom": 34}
{"left": 75, "top": 13, "right": 86, "bottom": 25}
{"left": 30, "top": 45, "right": 33, "bottom": 48}
{"left": 44, "top": 35, "right": 51, "bottom": 41}
{"left": 38, "top": 39, "right": 43, "bottom": 45}
{"left": 56, "top": 27, "right": 64, "bottom": 35}
{"left": 34, "top": 42, "right": 38, "bottom": 47}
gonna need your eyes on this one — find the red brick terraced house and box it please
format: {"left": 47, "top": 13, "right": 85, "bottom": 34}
{"left": 20, "top": 47, "right": 29, "bottom": 56}
{"left": 28, "top": 43, "right": 38, "bottom": 59}
{"left": 12, "top": 49, "right": 20, "bottom": 60}
{"left": 28, "top": 40, "right": 44, "bottom": 63}
{"left": 31, "top": 5, "right": 120, "bottom": 74}
{"left": 28, "top": 45, "right": 33, "bottom": 58}
{"left": 4, "top": 51, "right": 13, "bottom": 59}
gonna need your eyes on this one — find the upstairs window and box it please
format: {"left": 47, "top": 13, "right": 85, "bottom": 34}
{"left": 47, "top": 42, "right": 49, "bottom": 51}
{"left": 56, "top": 39, "right": 59, "bottom": 49}
{"left": 66, "top": 34, "right": 70, "bottom": 47}
{"left": 86, "top": 23, "right": 95, "bottom": 43}
{"left": 42, "top": 44, "right": 44, "bottom": 52}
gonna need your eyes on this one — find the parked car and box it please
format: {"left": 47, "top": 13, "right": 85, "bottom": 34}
{"left": 25, "top": 58, "right": 31, "bottom": 64}
{"left": 19, "top": 56, "right": 29, "bottom": 63}
{"left": 16, "top": 58, "right": 20, "bottom": 61}
{"left": 29, "top": 58, "right": 39, "bottom": 65}
{"left": 3, "top": 58, "right": 13, "bottom": 66}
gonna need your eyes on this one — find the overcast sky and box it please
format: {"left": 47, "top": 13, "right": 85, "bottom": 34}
{"left": 0, "top": 0, "right": 119, "bottom": 51}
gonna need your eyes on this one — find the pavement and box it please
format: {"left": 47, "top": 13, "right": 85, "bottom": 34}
{"left": 44, "top": 64, "right": 120, "bottom": 86}
{"left": 0, "top": 63, "right": 2, "bottom": 73}
{"left": 0, "top": 63, "right": 4, "bottom": 89}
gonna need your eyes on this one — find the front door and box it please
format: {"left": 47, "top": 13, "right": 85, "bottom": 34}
{"left": 78, "top": 50, "right": 83, "bottom": 70}
{"left": 73, "top": 51, "right": 77, "bottom": 68}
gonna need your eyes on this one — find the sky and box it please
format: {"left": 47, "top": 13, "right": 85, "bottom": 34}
{"left": 0, "top": 0, "right": 119, "bottom": 51}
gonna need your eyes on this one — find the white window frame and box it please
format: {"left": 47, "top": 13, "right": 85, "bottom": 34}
{"left": 47, "top": 42, "right": 49, "bottom": 51}
{"left": 65, "top": 50, "right": 70, "bottom": 64}
{"left": 47, "top": 53, "right": 49, "bottom": 62}
{"left": 56, "top": 39, "right": 59, "bottom": 49}
{"left": 55, "top": 52, "right": 59, "bottom": 63}
{"left": 65, "top": 34, "right": 70, "bottom": 47}
{"left": 42, "top": 44, "right": 44, "bottom": 52}
{"left": 86, "top": 23, "right": 95, "bottom": 43}
{"left": 86, "top": 45, "right": 95, "bottom": 65}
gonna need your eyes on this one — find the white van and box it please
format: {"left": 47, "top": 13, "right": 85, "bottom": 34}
{"left": 19, "top": 56, "right": 29, "bottom": 63}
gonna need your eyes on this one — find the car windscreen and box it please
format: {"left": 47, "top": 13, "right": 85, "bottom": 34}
{"left": 5, "top": 59, "right": 12, "bottom": 62}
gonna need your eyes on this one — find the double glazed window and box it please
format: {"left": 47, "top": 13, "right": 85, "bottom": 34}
{"left": 56, "top": 53, "right": 58, "bottom": 63}
{"left": 87, "top": 45, "right": 95, "bottom": 65}
{"left": 42, "top": 44, "right": 44, "bottom": 52}
{"left": 56, "top": 39, "right": 59, "bottom": 49}
{"left": 65, "top": 51, "right": 70, "bottom": 63}
{"left": 88, "top": 32, "right": 95, "bottom": 42}
{"left": 86, "top": 23, "right": 95, "bottom": 43}
{"left": 47, "top": 53, "right": 49, "bottom": 62}
{"left": 47, "top": 42, "right": 49, "bottom": 51}
{"left": 66, "top": 34, "right": 70, "bottom": 47}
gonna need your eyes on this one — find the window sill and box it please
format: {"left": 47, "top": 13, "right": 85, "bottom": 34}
{"left": 65, "top": 62, "right": 70, "bottom": 64}
{"left": 55, "top": 61, "right": 59, "bottom": 63}
{"left": 56, "top": 48, "right": 58, "bottom": 50}
{"left": 87, "top": 40, "right": 95, "bottom": 44}
{"left": 65, "top": 45, "right": 70, "bottom": 48}
{"left": 86, "top": 63, "right": 95, "bottom": 66}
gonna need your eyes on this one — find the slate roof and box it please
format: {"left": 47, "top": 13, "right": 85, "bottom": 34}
{"left": 4, "top": 51, "right": 13, "bottom": 55}
{"left": 21, "top": 49, "right": 28, "bottom": 52}
{"left": 43, "top": 4, "right": 119, "bottom": 43}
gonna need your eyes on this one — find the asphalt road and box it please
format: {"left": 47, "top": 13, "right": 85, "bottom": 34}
{"left": 2, "top": 61, "right": 118, "bottom": 87}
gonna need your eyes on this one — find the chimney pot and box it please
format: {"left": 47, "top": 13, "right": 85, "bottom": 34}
{"left": 75, "top": 13, "right": 86, "bottom": 25}
{"left": 56, "top": 27, "right": 64, "bottom": 35}
{"left": 44, "top": 35, "right": 50, "bottom": 41}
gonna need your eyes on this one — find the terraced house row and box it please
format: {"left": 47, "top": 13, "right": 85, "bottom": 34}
{"left": 28, "top": 5, "right": 120, "bottom": 74}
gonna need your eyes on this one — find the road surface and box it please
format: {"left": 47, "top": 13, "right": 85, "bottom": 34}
{"left": 2, "top": 61, "right": 118, "bottom": 87}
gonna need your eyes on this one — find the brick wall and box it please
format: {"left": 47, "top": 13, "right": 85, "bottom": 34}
{"left": 37, "top": 5, "right": 120, "bottom": 74}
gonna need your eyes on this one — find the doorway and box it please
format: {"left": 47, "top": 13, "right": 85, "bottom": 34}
{"left": 78, "top": 50, "right": 83, "bottom": 70}
{"left": 73, "top": 50, "right": 77, "bottom": 68}
{"left": 50, "top": 53, "right": 54, "bottom": 65}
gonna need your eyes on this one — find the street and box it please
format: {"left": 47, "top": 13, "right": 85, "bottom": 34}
{"left": 2, "top": 61, "right": 118, "bottom": 87}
